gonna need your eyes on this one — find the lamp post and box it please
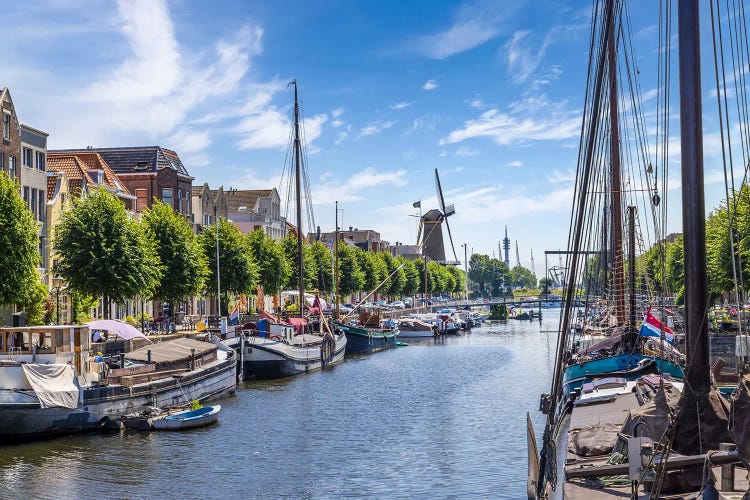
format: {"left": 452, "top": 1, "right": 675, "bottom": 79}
{"left": 54, "top": 286, "right": 61, "bottom": 324}
{"left": 462, "top": 243, "right": 469, "bottom": 305}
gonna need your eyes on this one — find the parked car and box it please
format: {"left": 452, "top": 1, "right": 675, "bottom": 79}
{"left": 390, "top": 301, "right": 406, "bottom": 309}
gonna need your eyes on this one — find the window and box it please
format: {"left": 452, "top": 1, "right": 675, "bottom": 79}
{"left": 30, "top": 188, "right": 37, "bottom": 218}
{"left": 8, "top": 156, "right": 16, "bottom": 180}
{"left": 23, "top": 186, "right": 29, "bottom": 204}
{"left": 178, "top": 189, "right": 183, "bottom": 213}
{"left": 2, "top": 114, "right": 9, "bottom": 140}
{"left": 203, "top": 214, "right": 211, "bottom": 226}
{"left": 36, "top": 152, "right": 45, "bottom": 171}
{"left": 22, "top": 147, "right": 33, "bottom": 167}
{"left": 135, "top": 189, "right": 147, "bottom": 212}
{"left": 38, "top": 191, "right": 45, "bottom": 221}
{"left": 161, "top": 188, "right": 173, "bottom": 207}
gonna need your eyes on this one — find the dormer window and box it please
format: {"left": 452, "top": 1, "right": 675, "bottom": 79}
{"left": 93, "top": 170, "right": 103, "bottom": 184}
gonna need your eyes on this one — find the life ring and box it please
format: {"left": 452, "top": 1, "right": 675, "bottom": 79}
{"left": 270, "top": 335, "right": 281, "bottom": 341}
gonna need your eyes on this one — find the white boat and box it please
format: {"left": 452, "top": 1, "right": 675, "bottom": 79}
{"left": 0, "top": 325, "right": 236, "bottom": 441}
{"left": 225, "top": 322, "right": 346, "bottom": 380}
{"left": 396, "top": 318, "right": 435, "bottom": 338}
{"left": 152, "top": 405, "right": 221, "bottom": 431}
{"left": 222, "top": 81, "right": 346, "bottom": 380}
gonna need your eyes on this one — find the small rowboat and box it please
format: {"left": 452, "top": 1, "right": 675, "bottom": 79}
{"left": 152, "top": 405, "right": 221, "bottom": 431}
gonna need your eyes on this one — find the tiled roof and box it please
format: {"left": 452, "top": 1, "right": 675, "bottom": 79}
{"left": 223, "top": 189, "right": 275, "bottom": 213}
{"left": 47, "top": 152, "right": 132, "bottom": 197}
{"left": 48, "top": 146, "right": 192, "bottom": 178}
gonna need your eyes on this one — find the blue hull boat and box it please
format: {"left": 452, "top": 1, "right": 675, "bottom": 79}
{"left": 336, "top": 323, "right": 397, "bottom": 355}
{"left": 152, "top": 405, "right": 221, "bottom": 431}
{"left": 562, "top": 354, "right": 683, "bottom": 398}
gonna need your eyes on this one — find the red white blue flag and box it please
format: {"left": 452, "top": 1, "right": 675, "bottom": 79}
{"left": 638, "top": 307, "right": 675, "bottom": 343}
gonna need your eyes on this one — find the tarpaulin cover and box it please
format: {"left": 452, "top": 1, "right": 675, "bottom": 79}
{"left": 87, "top": 320, "right": 151, "bottom": 342}
{"left": 672, "top": 383, "right": 731, "bottom": 456}
{"left": 22, "top": 363, "right": 80, "bottom": 409}
{"left": 287, "top": 317, "right": 307, "bottom": 335}
{"left": 731, "top": 374, "right": 750, "bottom": 468}
{"left": 568, "top": 423, "right": 621, "bottom": 457}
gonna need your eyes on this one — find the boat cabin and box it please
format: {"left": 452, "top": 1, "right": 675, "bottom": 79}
{"left": 0, "top": 325, "right": 90, "bottom": 368}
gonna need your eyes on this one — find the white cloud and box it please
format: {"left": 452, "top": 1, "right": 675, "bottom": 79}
{"left": 166, "top": 127, "right": 211, "bottom": 154}
{"left": 505, "top": 30, "right": 551, "bottom": 84}
{"left": 358, "top": 120, "right": 397, "bottom": 138}
{"left": 312, "top": 167, "right": 408, "bottom": 204}
{"left": 547, "top": 169, "right": 576, "bottom": 183}
{"left": 390, "top": 101, "right": 412, "bottom": 110}
{"left": 332, "top": 107, "right": 345, "bottom": 118}
{"left": 455, "top": 146, "right": 479, "bottom": 157}
{"left": 505, "top": 160, "right": 522, "bottom": 168}
{"left": 412, "top": 2, "right": 521, "bottom": 59}
{"left": 440, "top": 94, "right": 580, "bottom": 146}
{"left": 24, "top": 0, "right": 265, "bottom": 160}
{"left": 468, "top": 97, "right": 486, "bottom": 109}
{"left": 423, "top": 79, "right": 438, "bottom": 91}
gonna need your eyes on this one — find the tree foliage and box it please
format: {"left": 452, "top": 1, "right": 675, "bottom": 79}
{"left": 309, "top": 241, "right": 334, "bottom": 293}
{"left": 337, "top": 244, "right": 364, "bottom": 296}
{"left": 247, "top": 229, "right": 290, "bottom": 294}
{"left": 0, "top": 172, "right": 40, "bottom": 306}
{"left": 199, "top": 218, "right": 257, "bottom": 313}
{"left": 54, "top": 188, "right": 162, "bottom": 311}
{"left": 142, "top": 200, "right": 207, "bottom": 304}
{"left": 280, "top": 234, "right": 317, "bottom": 291}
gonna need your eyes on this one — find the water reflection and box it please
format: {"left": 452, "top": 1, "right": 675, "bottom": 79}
{"left": 0, "top": 315, "right": 559, "bottom": 498}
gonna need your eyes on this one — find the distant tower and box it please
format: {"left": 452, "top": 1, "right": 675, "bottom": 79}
{"left": 503, "top": 226, "right": 510, "bottom": 267}
{"left": 530, "top": 249, "right": 536, "bottom": 278}
{"left": 515, "top": 240, "right": 521, "bottom": 268}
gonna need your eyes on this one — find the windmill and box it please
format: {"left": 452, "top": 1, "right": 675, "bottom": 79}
{"left": 416, "top": 169, "right": 458, "bottom": 264}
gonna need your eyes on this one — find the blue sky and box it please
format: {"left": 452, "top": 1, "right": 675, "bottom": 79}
{"left": 1, "top": 1, "right": 738, "bottom": 276}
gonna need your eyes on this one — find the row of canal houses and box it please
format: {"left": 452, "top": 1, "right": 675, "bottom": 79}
{"left": 0, "top": 86, "right": 288, "bottom": 325}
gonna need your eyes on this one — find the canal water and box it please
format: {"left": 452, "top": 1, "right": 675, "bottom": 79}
{"left": 0, "top": 314, "right": 559, "bottom": 499}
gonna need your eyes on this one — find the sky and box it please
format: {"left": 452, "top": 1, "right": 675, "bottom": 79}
{"left": 1, "top": 0, "right": 740, "bottom": 277}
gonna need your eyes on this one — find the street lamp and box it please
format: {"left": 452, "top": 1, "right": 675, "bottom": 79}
{"left": 52, "top": 285, "right": 68, "bottom": 324}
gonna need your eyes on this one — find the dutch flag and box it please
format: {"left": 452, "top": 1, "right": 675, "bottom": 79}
{"left": 638, "top": 307, "right": 675, "bottom": 343}
{"left": 229, "top": 305, "right": 240, "bottom": 325}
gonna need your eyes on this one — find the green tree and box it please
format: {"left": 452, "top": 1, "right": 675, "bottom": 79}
{"left": 355, "top": 248, "right": 386, "bottom": 293}
{"left": 247, "top": 229, "right": 290, "bottom": 294}
{"left": 280, "top": 234, "right": 316, "bottom": 291}
{"left": 447, "top": 265, "right": 464, "bottom": 294}
{"left": 539, "top": 277, "right": 554, "bottom": 291}
{"left": 337, "top": 244, "right": 365, "bottom": 297}
{"left": 401, "top": 259, "right": 420, "bottom": 297}
{"left": 199, "top": 219, "right": 258, "bottom": 315}
{"left": 510, "top": 265, "right": 536, "bottom": 289}
{"left": 142, "top": 200, "right": 208, "bottom": 309}
{"left": 309, "top": 241, "right": 334, "bottom": 293}
{"left": 0, "top": 172, "right": 40, "bottom": 309}
{"left": 54, "top": 188, "right": 162, "bottom": 317}
{"left": 666, "top": 235, "right": 685, "bottom": 304}
{"left": 379, "top": 251, "right": 406, "bottom": 298}
{"left": 468, "top": 254, "right": 490, "bottom": 295}
{"left": 20, "top": 282, "right": 49, "bottom": 326}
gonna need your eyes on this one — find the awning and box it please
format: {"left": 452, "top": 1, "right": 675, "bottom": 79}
{"left": 87, "top": 319, "right": 151, "bottom": 342}
{"left": 22, "top": 364, "right": 80, "bottom": 409}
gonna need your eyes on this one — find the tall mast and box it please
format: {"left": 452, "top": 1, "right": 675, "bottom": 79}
{"left": 678, "top": 0, "right": 710, "bottom": 390}
{"left": 335, "top": 201, "right": 340, "bottom": 320}
{"left": 607, "top": 0, "right": 626, "bottom": 328}
{"left": 292, "top": 80, "right": 304, "bottom": 318}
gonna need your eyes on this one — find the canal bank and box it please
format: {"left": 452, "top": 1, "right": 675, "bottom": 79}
{"left": 0, "top": 317, "right": 559, "bottom": 499}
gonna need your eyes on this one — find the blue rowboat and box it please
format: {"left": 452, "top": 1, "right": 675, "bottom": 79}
{"left": 152, "top": 405, "right": 221, "bottom": 431}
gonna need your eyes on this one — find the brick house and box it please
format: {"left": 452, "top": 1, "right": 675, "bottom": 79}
{"left": 49, "top": 146, "right": 194, "bottom": 219}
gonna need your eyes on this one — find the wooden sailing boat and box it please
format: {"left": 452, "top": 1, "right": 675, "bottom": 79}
{"left": 530, "top": 0, "right": 747, "bottom": 497}
{"left": 225, "top": 81, "right": 346, "bottom": 380}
